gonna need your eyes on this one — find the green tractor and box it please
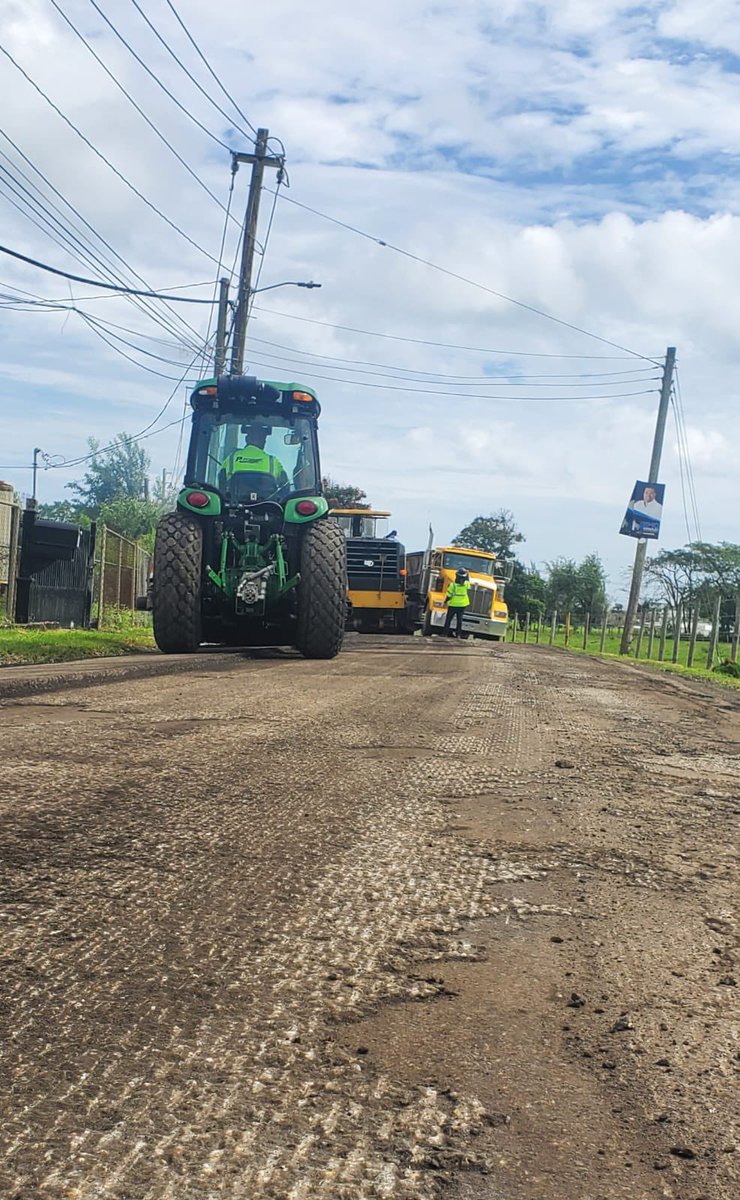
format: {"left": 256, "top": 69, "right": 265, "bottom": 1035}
{"left": 151, "top": 374, "right": 347, "bottom": 658}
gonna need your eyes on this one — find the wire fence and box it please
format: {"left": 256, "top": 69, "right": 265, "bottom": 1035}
{"left": 509, "top": 602, "right": 740, "bottom": 672}
{"left": 92, "top": 527, "right": 151, "bottom": 626}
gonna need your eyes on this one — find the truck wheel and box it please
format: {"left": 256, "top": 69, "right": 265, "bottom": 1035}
{"left": 422, "top": 608, "right": 433, "bottom": 636}
{"left": 295, "top": 519, "right": 347, "bottom": 659}
{"left": 152, "top": 511, "right": 203, "bottom": 653}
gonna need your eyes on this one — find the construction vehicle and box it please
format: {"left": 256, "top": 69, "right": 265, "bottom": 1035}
{"left": 405, "top": 544, "right": 512, "bottom": 640}
{"left": 150, "top": 375, "right": 347, "bottom": 658}
{"left": 328, "top": 508, "right": 409, "bottom": 633}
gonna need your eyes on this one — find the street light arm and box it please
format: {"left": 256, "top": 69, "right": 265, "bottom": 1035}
{"left": 249, "top": 280, "right": 321, "bottom": 296}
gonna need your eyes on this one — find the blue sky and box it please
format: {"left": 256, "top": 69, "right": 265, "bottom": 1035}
{"left": 1, "top": 0, "right": 739, "bottom": 598}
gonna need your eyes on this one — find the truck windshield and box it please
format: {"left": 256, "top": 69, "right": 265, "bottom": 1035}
{"left": 443, "top": 552, "right": 496, "bottom": 576}
{"left": 191, "top": 412, "right": 319, "bottom": 498}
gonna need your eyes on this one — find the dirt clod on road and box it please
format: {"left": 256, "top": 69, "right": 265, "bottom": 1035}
{"left": 1, "top": 637, "right": 738, "bottom": 1199}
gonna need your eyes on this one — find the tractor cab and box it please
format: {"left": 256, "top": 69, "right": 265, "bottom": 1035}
{"left": 330, "top": 509, "right": 393, "bottom": 540}
{"left": 186, "top": 375, "right": 321, "bottom": 510}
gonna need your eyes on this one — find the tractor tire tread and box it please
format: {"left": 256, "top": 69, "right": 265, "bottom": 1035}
{"left": 296, "top": 519, "right": 347, "bottom": 659}
{"left": 152, "top": 511, "right": 203, "bottom": 653}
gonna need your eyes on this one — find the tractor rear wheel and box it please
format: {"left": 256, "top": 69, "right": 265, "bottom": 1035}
{"left": 152, "top": 511, "right": 203, "bottom": 653}
{"left": 295, "top": 519, "right": 347, "bottom": 659}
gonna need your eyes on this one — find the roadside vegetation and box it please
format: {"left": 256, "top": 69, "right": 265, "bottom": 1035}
{"left": 0, "top": 609, "right": 155, "bottom": 667}
{"left": 514, "top": 623, "right": 740, "bottom": 689}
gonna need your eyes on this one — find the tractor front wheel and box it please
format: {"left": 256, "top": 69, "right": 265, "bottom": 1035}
{"left": 295, "top": 519, "right": 347, "bottom": 659}
{"left": 152, "top": 511, "right": 203, "bottom": 653}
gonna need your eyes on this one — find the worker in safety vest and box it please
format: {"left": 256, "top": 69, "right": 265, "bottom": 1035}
{"left": 444, "top": 568, "right": 471, "bottom": 638}
{"left": 219, "top": 423, "right": 289, "bottom": 496}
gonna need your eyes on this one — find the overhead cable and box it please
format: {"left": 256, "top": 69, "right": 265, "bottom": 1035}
{"left": 163, "top": 0, "right": 258, "bottom": 136}
{"left": 48, "top": 0, "right": 239, "bottom": 221}
{"left": 0, "top": 243, "right": 218, "bottom": 301}
{"left": 252, "top": 303, "right": 655, "bottom": 361}
{"left": 245, "top": 333, "right": 660, "bottom": 385}
{"left": 86, "top": 0, "right": 231, "bottom": 151}
{"left": 128, "top": 0, "right": 255, "bottom": 140}
{"left": 0, "top": 42, "right": 221, "bottom": 265}
{"left": 0, "top": 125, "right": 210, "bottom": 347}
{"left": 272, "top": 191, "right": 661, "bottom": 363}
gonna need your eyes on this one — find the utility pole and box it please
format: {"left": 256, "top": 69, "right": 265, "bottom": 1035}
{"left": 620, "top": 346, "right": 677, "bottom": 655}
{"left": 229, "top": 129, "right": 283, "bottom": 376}
{"left": 213, "top": 276, "right": 230, "bottom": 376}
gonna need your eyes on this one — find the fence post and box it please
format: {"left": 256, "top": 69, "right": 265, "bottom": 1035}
{"left": 732, "top": 592, "right": 740, "bottom": 664}
{"left": 599, "top": 612, "right": 608, "bottom": 653}
{"left": 564, "top": 611, "right": 571, "bottom": 647}
{"left": 658, "top": 607, "right": 669, "bottom": 661}
{"left": 582, "top": 612, "right": 590, "bottom": 650}
{"left": 706, "top": 593, "right": 722, "bottom": 670}
{"left": 535, "top": 613, "right": 541, "bottom": 644}
{"left": 686, "top": 607, "right": 700, "bottom": 668}
{"left": 523, "top": 611, "right": 530, "bottom": 644}
{"left": 634, "top": 607, "right": 646, "bottom": 659}
{"left": 647, "top": 609, "right": 656, "bottom": 660}
{"left": 96, "top": 524, "right": 107, "bottom": 627}
{"left": 549, "top": 609, "right": 557, "bottom": 647}
{"left": 5, "top": 502, "right": 21, "bottom": 622}
{"left": 671, "top": 604, "right": 682, "bottom": 663}
{"left": 115, "top": 531, "right": 123, "bottom": 607}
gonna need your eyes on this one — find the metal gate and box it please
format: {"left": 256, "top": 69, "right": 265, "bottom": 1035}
{"left": 15, "top": 511, "right": 96, "bottom": 627}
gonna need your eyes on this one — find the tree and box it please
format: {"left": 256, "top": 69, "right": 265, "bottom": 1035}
{"left": 577, "top": 553, "right": 608, "bottom": 622}
{"left": 67, "top": 434, "right": 150, "bottom": 513}
{"left": 452, "top": 509, "right": 524, "bottom": 558}
{"left": 98, "top": 496, "right": 163, "bottom": 543}
{"left": 37, "top": 500, "right": 90, "bottom": 525}
{"left": 506, "top": 561, "right": 545, "bottom": 620}
{"left": 643, "top": 546, "right": 704, "bottom": 613}
{"left": 545, "top": 558, "right": 580, "bottom": 616}
{"left": 322, "top": 477, "right": 369, "bottom": 509}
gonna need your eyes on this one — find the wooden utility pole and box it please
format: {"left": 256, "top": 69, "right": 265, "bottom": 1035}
{"left": 620, "top": 346, "right": 677, "bottom": 655}
{"left": 213, "top": 277, "right": 230, "bottom": 376}
{"left": 229, "top": 130, "right": 283, "bottom": 376}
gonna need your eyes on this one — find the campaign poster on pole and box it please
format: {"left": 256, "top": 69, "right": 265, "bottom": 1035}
{"left": 619, "top": 481, "right": 665, "bottom": 540}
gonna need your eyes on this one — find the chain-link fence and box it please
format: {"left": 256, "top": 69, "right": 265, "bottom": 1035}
{"left": 92, "top": 526, "right": 151, "bottom": 625}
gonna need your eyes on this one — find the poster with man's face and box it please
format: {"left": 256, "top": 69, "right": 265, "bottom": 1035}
{"left": 619, "top": 480, "right": 665, "bottom": 540}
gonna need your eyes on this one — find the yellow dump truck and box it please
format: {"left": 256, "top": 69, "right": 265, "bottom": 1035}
{"left": 405, "top": 544, "right": 512, "bottom": 640}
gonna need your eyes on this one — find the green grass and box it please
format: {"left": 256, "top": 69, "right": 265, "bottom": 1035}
{"left": 0, "top": 624, "right": 156, "bottom": 667}
{"left": 511, "top": 624, "right": 740, "bottom": 688}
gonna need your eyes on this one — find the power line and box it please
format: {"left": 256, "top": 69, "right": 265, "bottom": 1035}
{"left": 0, "top": 243, "right": 218, "bottom": 301}
{"left": 47, "top": 0, "right": 239, "bottom": 222}
{"left": 272, "top": 191, "right": 662, "bottom": 363}
{"left": 127, "top": 0, "right": 255, "bottom": 140}
{"left": 86, "top": 0, "right": 231, "bottom": 151}
{"left": 245, "top": 332, "right": 660, "bottom": 385}
{"left": 0, "top": 126, "right": 211, "bottom": 347}
{"left": 0, "top": 41, "right": 221, "bottom": 265}
{"left": 673, "top": 371, "right": 702, "bottom": 541}
{"left": 243, "top": 349, "right": 659, "bottom": 402}
{"left": 252, "top": 302, "right": 653, "bottom": 361}
{"left": 163, "top": 0, "right": 258, "bottom": 137}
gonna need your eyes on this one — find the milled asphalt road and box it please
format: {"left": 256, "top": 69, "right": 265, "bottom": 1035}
{"left": 1, "top": 635, "right": 738, "bottom": 1200}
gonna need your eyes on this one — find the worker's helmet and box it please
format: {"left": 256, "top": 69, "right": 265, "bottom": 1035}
{"left": 241, "top": 422, "right": 272, "bottom": 439}
{"left": 456, "top": 568, "right": 469, "bottom": 582}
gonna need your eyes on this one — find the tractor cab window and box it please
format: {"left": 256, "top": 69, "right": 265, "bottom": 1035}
{"left": 192, "top": 411, "right": 319, "bottom": 501}
{"left": 330, "top": 512, "right": 389, "bottom": 538}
